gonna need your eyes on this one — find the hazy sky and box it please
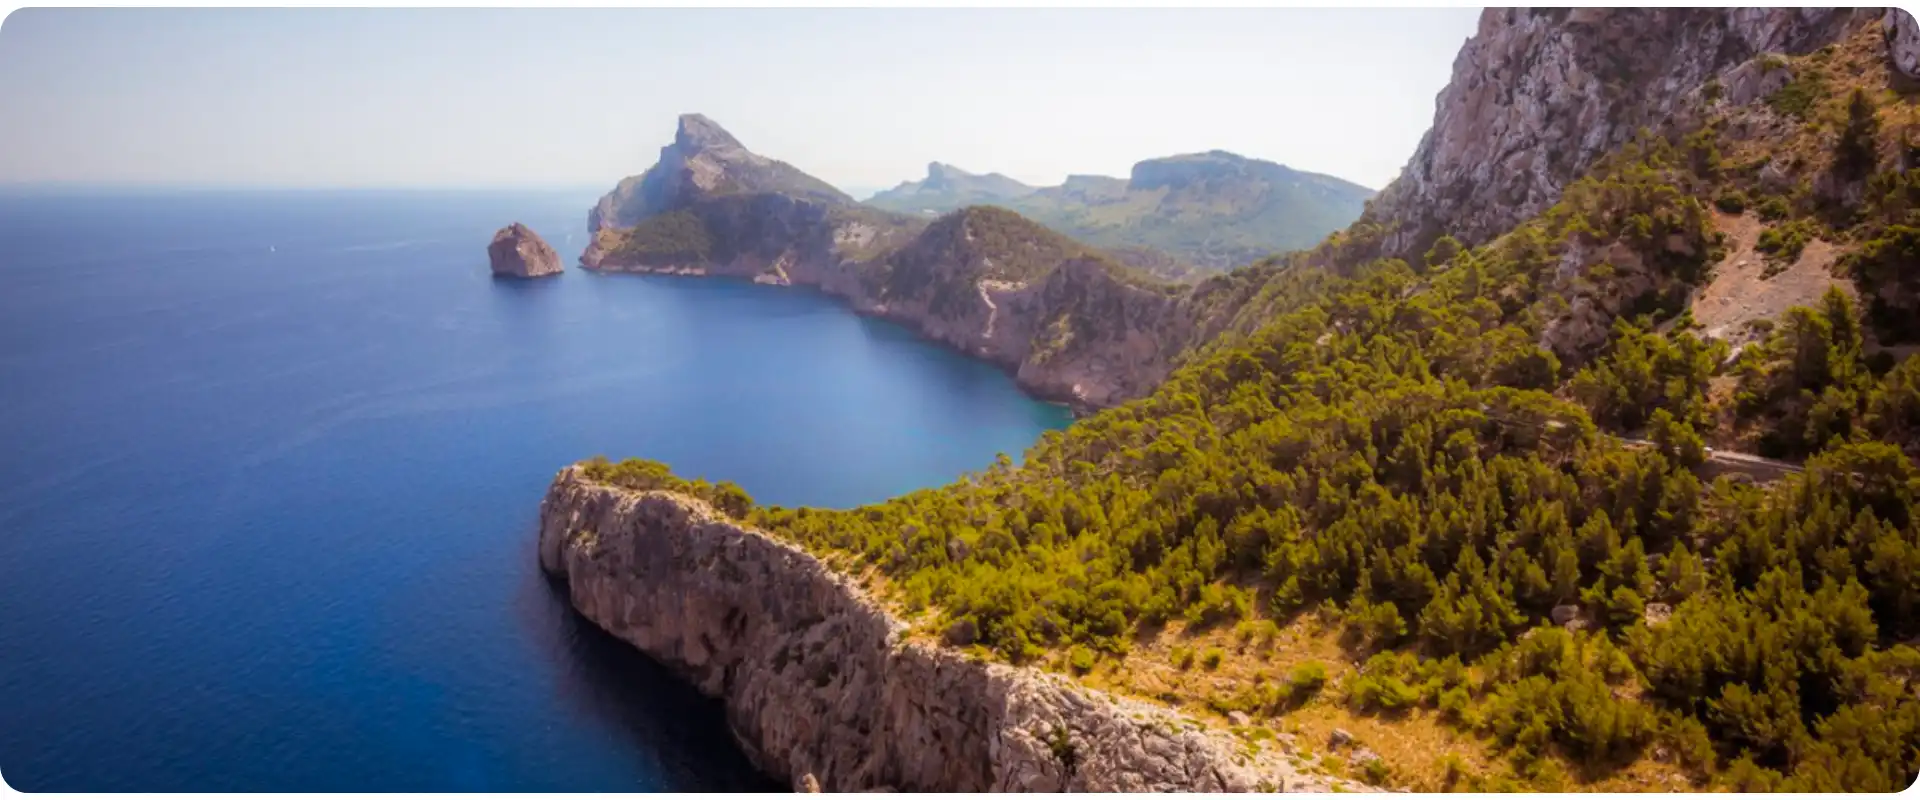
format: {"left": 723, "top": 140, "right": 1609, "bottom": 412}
{"left": 0, "top": 8, "right": 1482, "bottom": 194}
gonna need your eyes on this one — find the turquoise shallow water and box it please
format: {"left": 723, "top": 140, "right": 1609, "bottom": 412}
{"left": 0, "top": 188, "right": 1072, "bottom": 791}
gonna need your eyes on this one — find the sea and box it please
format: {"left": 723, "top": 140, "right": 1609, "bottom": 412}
{"left": 0, "top": 188, "right": 1073, "bottom": 791}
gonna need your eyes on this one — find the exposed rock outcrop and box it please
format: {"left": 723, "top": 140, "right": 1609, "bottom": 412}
{"left": 487, "top": 222, "right": 562, "bottom": 279}
{"left": 1363, "top": 8, "right": 1877, "bottom": 260}
{"left": 1886, "top": 8, "right": 1920, "bottom": 84}
{"left": 538, "top": 466, "right": 1363, "bottom": 792}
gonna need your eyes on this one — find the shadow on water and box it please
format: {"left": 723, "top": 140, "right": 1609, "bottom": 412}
{"left": 488, "top": 273, "right": 567, "bottom": 292}
{"left": 516, "top": 566, "right": 782, "bottom": 792}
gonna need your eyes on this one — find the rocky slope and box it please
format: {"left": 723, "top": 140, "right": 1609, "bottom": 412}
{"left": 870, "top": 151, "right": 1372, "bottom": 271}
{"left": 581, "top": 116, "right": 1230, "bottom": 410}
{"left": 487, "top": 222, "right": 562, "bottom": 278}
{"left": 1362, "top": 8, "right": 1910, "bottom": 261}
{"left": 537, "top": 466, "right": 1366, "bottom": 792}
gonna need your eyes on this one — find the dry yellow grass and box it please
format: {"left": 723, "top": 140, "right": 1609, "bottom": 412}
{"left": 1043, "top": 612, "right": 1699, "bottom": 792}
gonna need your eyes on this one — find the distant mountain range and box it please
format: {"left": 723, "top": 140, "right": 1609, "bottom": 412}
{"left": 866, "top": 153, "right": 1373, "bottom": 270}
{"left": 866, "top": 163, "right": 1038, "bottom": 210}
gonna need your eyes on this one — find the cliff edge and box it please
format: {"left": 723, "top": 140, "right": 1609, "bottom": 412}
{"left": 536, "top": 466, "right": 1365, "bottom": 792}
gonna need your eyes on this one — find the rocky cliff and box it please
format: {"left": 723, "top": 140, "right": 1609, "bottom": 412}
{"left": 581, "top": 116, "right": 1219, "bottom": 411}
{"left": 487, "top": 222, "right": 563, "bottom": 278}
{"left": 537, "top": 466, "right": 1363, "bottom": 792}
{"left": 1363, "top": 7, "right": 1899, "bottom": 260}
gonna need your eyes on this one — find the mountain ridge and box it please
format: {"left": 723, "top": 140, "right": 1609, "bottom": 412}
{"left": 868, "top": 150, "right": 1372, "bottom": 270}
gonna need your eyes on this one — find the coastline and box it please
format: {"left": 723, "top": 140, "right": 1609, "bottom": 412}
{"left": 537, "top": 466, "right": 1361, "bottom": 792}
{"left": 577, "top": 259, "right": 1099, "bottom": 418}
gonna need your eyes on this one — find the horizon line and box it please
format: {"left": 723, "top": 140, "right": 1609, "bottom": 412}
{"left": 0, "top": 180, "right": 620, "bottom": 192}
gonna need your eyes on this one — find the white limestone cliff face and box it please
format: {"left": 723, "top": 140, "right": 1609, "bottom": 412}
{"left": 1364, "top": 7, "right": 1878, "bottom": 260}
{"left": 537, "top": 467, "right": 1364, "bottom": 792}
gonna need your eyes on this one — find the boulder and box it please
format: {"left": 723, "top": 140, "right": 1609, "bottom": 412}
{"left": 488, "top": 223, "right": 562, "bottom": 279}
{"left": 1360, "top": 8, "right": 1872, "bottom": 260}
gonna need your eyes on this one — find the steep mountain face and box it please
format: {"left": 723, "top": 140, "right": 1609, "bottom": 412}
{"left": 1363, "top": 8, "right": 1902, "bottom": 260}
{"left": 870, "top": 152, "right": 1372, "bottom": 272}
{"left": 587, "top": 114, "right": 853, "bottom": 234}
{"left": 1343, "top": 8, "right": 1920, "bottom": 362}
{"left": 866, "top": 162, "right": 1037, "bottom": 214}
{"left": 582, "top": 117, "right": 1228, "bottom": 410}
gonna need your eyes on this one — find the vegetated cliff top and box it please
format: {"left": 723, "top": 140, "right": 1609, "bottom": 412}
{"left": 579, "top": 8, "right": 1920, "bottom": 794}
{"left": 866, "top": 149, "right": 1373, "bottom": 273}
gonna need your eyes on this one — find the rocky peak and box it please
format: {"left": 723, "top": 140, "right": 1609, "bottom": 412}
{"left": 488, "top": 222, "right": 562, "bottom": 279}
{"left": 1363, "top": 7, "right": 1884, "bottom": 260}
{"left": 588, "top": 113, "right": 853, "bottom": 235}
{"left": 924, "top": 162, "right": 968, "bottom": 188}
{"left": 865, "top": 163, "right": 1038, "bottom": 216}
{"left": 674, "top": 113, "right": 744, "bottom": 153}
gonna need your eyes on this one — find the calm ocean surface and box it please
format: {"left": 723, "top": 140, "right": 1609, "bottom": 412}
{"left": 0, "top": 189, "right": 1072, "bottom": 791}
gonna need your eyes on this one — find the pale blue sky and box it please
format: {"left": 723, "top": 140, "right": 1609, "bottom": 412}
{"left": 0, "top": 8, "right": 1482, "bottom": 194}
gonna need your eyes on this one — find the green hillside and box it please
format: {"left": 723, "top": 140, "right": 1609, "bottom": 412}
{"left": 867, "top": 151, "right": 1372, "bottom": 271}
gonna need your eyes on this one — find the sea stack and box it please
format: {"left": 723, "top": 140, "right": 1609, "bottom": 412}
{"left": 488, "top": 223, "right": 563, "bottom": 279}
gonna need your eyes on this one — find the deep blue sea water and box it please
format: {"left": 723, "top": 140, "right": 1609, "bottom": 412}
{"left": 0, "top": 189, "right": 1072, "bottom": 791}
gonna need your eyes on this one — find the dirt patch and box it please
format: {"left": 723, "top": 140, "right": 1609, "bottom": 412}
{"left": 1688, "top": 211, "right": 1849, "bottom": 345}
